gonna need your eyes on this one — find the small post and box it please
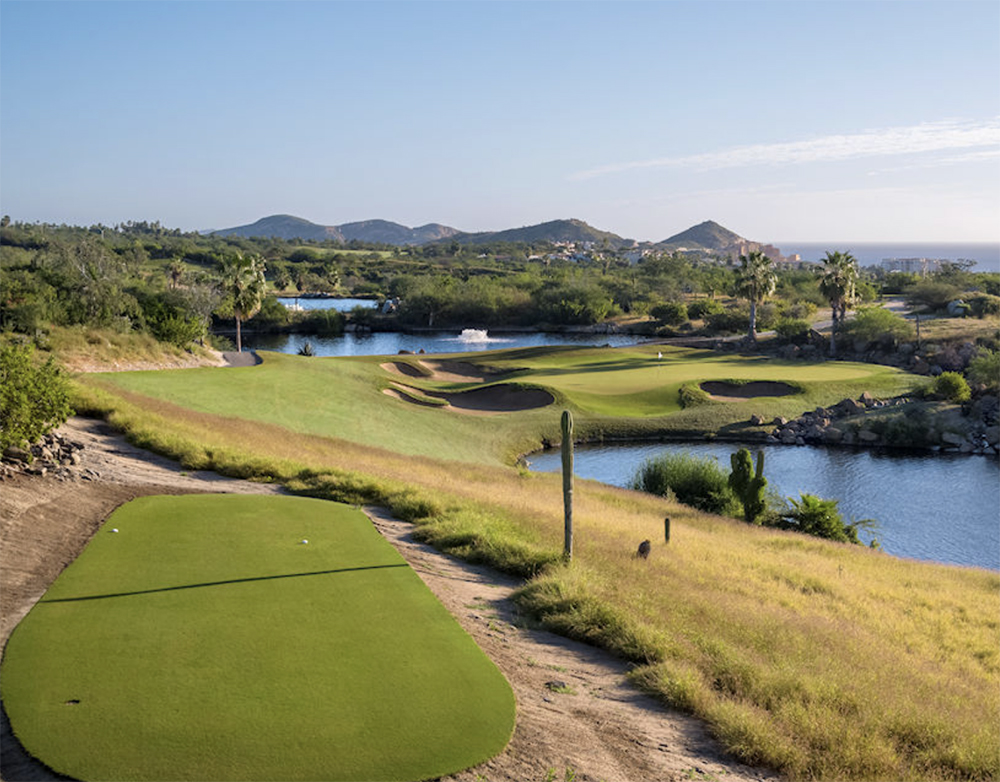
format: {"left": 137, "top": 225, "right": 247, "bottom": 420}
{"left": 561, "top": 410, "right": 574, "bottom": 561}
{"left": 664, "top": 517, "right": 671, "bottom": 544}
{"left": 915, "top": 314, "right": 921, "bottom": 349}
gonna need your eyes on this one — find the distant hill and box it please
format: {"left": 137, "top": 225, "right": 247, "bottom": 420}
{"left": 211, "top": 215, "right": 345, "bottom": 243}
{"left": 211, "top": 215, "right": 459, "bottom": 246}
{"left": 336, "top": 220, "right": 460, "bottom": 245}
{"left": 451, "top": 218, "right": 629, "bottom": 248}
{"left": 209, "top": 214, "right": 768, "bottom": 255}
{"left": 656, "top": 220, "right": 745, "bottom": 251}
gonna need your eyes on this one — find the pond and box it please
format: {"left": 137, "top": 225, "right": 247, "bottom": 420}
{"left": 277, "top": 296, "right": 378, "bottom": 312}
{"left": 528, "top": 441, "right": 1000, "bottom": 571}
{"left": 249, "top": 328, "right": 648, "bottom": 358}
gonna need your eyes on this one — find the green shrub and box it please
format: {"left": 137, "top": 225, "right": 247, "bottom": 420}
{"left": 967, "top": 349, "right": 999, "bottom": 392}
{"left": 931, "top": 371, "right": 971, "bottom": 403}
{"left": 776, "top": 494, "right": 858, "bottom": 544}
{"left": 905, "top": 280, "right": 963, "bottom": 311}
{"left": 774, "top": 318, "right": 810, "bottom": 341}
{"left": 967, "top": 293, "right": 1000, "bottom": 319}
{"left": 651, "top": 301, "right": 688, "bottom": 325}
{"left": 0, "top": 342, "right": 73, "bottom": 451}
{"left": 630, "top": 451, "right": 738, "bottom": 515}
{"left": 843, "top": 306, "right": 914, "bottom": 346}
{"left": 706, "top": 308, "right": 750, "bottom": 335}
{"left": 687, "top": 298, "right": 725, "bottom": 319}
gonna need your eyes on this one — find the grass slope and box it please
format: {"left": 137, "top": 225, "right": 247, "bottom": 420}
{"left": 65, "top": 346, "right": 998, "bottom": 780}
{"left": 2, "top": 495, "right": 514, "bottom": 782}
{"left": 87, "top": 345, "right": 913, "bottom": 466}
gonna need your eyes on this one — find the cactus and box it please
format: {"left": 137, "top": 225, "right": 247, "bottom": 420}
{"left": 729, "top": 448, "right": 767, "bottom": 524}
{"left": 561, "top": 410, "right": 574, "bottom": 561}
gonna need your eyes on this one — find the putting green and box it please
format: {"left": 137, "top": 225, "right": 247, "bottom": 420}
{"left": 1, "top": 495, "right": 514, "bottom": 781}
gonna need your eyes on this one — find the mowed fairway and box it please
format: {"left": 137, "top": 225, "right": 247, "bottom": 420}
{"left": 86, "top": 345, "right": 913, "bottom": 465}
{"left": 1, "top": 495, "right": 515, "bottom": 782}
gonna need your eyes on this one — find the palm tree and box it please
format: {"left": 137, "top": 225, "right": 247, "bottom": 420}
{"left": 219, "top": 253, "right": 267, "bottom": 353}
{"left": 735, "top": 250, "right": 776, "bottom": 343}
{"left": 819, "top": 251, "right": 858, "bottom": 356}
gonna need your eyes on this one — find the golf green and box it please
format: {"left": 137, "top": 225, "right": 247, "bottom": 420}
{"left": 1, "top": 495, "right": 515, "bottom": 781}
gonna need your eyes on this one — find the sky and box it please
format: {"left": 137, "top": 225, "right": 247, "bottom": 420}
{"left": 1, "top": 0, "right": 998, "bottom": 244}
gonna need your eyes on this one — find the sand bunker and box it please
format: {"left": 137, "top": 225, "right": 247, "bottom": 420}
{"left": 380, "top": 361, "right": 428, "bottom": 379}
{"left": 439, "top": 384, "right": 554, "bottom": 413}
{"left": 381, "top": 387, "right": 444, "bottom": 407}
{"left": 700, "top": 380, "right": 798, "bottom": 400}
{"left": 418, "top": 360, "right": 493, "bottom": 383}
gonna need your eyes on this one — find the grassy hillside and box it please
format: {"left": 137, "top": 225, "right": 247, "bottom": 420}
{"left": 2, "top": 495, "right": 514, "bottom": 781}
{"left": 68, "top": 347, "right": 998, "bottom": 781}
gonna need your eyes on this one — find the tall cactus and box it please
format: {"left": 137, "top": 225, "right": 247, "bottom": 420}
{"left": 729, "top": 448, "right": 767, "bottom": 524}
{"left": 561, "top": 410, "right": 574, "bottom": 561}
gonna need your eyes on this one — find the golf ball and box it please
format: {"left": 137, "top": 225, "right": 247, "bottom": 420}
{"left": 301, "top": 539, "right": 308, "bottom": 544}
{"left": 111, "top": 528, "right": 119, "bottom": 533}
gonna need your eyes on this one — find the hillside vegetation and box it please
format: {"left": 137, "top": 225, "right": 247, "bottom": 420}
{"left": 71, "top": 347, "right": 999, "bottom": 782}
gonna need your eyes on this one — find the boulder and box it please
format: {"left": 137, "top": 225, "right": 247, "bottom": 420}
{"left": 859, "top": 391, "right": 875, "bottom": 408}
{"left": 985, "top": 426, "right": 1000, "bottom": 447}
{"left": 857, "top": 429, "right": 879, "bottom": 443}
{"left": 780, "top": 428, "right": 798, "bottom": 444}
{"left": 940, "top": 431, "right": 966, "bottom": 447}
{"left": 772, "top": 416, "right": 787, "bottom": 426}
{"left": 823, "top": 427, "right": 844, "bottom": 444}
{"left": 836, "top": 398, "right": 864, "bottom": 415}
{"left": 750, "top": 414, "right": 766, "bottom": 426}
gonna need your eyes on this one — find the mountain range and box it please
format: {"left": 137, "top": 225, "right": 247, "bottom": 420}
{"left": 209, "top": 214, "right": 755, "bottom": 253}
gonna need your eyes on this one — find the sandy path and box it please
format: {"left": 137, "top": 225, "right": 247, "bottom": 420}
{"left": 1, "top": 418, "right": 779, "bottom": 782}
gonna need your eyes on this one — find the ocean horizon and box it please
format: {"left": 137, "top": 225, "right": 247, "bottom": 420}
{"left": 775, "top": 242, "right": 1000, "bottom": 273}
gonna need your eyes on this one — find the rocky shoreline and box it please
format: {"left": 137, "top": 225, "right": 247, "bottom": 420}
{"left": 756, "top": 392, "right": 1000, "bottom": 456}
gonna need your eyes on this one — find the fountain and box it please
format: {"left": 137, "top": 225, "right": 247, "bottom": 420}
{"left": 458, "top": 329, "right": 491, "bottom": 343}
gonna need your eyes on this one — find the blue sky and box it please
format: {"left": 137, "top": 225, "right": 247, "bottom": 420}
{"left": 1, "top": 0, "right": 998, "bottom": 243}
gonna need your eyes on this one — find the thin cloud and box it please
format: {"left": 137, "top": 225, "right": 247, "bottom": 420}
{"left": 571, "top": 118, "right": 1000, "bottom": 180}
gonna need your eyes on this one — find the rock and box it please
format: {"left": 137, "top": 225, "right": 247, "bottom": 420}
{"left": 858, "top": 429, "right": 880, "bottom": 443}
{"left": 959, "top": 442, "right": 974, "bottom": 453}
{"left": 805, "top": 425, "right": 825, "bottom": 441}
{"left": 836, "top": 398, "right": 864, "bottom": 415}
{"left": 750, "top": 414, "right": 766, "bottom": 426}
{"left": 69, "top": 451, "right": 82, "bottom": 465}
{"left": 772, "top": 416, "right": 787, "bottom": 426}
{"left": 911, "top": 358, "right": 930, "bottom": 375}
{"left": 859, "top": 391, "right": 875, "bottom": 407}
{"left": 985, "top": 426, "right": 1000, "bottom": 447}
{"left": 3, "top": 446, "right": 30, "bottom": 463}
{"left": 930, "top": 365, "right": 943, "bottom": 377}
{"left": 795, "top": 436, "right": 806, "bottom": 446}
{"left": 940, "top": 431, "right": 966, "bottom": 446}
{"left": 898, "top": 343, "right": 915, "bottom": 355}
{"left": 780, "top": 428, "right": 798, "bottom": 444}
{"left": 823, "top": 427, "right": 844, "bottom": 443}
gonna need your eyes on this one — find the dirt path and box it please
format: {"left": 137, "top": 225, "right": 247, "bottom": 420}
{"left": 1, "top": 418, "right": 779, "bottom": 782}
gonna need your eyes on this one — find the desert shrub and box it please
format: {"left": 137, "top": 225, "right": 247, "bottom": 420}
{"left": 775, "top": 494, "right": 861, "bottom": 544}
{"left": 705, "top": 307, "right": 750, "bottom": 334}
{"left": 0, "top": 342, "right": 73, "bottom": 451}
{"left": 138, "top": 292, "right": 204, "bottom": 348}
{"left": 297, "top": 341, "right": 315, "bottom": 356}
{"left": 905, "top": 280, "right": 962, "bottom": 311}
{"left": 785, "top": 301, "right": 818, "bottom": 320}
{"left": 651, "top": 301, "right": 689, "bottom": 325}
{"left": 630, "top": 452, "right": 738, "bottom": 515}
{"left": 843, "top": 306, "right": 914, "bottom": 346}
{"left": 931, "top": 371, "right": 971, "bottom": 403}
{"left": 967, "top": 293, "right": 1000, "bottom": 319}
{"left": 687, "top": 298, "right": 724, "bottom": 319}
{"left": 774, "top": 318, "right": 810, "bottom": 341}
{"left": 967, "top": 349, "right": 999, "bottom": 392}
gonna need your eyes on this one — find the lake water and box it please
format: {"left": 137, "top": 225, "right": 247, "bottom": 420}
{"left": 528, "top": 441, "right": 1000, "bottom": 571}
{"left": 250, "top": 328, "right": 647, "bottom": 357}
{"left": 277, "top": 296, "right": 378, "bottom": 312}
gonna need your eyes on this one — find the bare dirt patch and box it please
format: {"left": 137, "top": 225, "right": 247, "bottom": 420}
{"left": 700, "top": 380, "right": 798, "bottom": 401}
{"left": 1, "top": 419, "right": 779, "bottom": 782}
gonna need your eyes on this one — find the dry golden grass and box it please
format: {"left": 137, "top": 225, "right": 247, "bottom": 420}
{"left": 71, "top": 380, "right": 1000, "bottom": 781}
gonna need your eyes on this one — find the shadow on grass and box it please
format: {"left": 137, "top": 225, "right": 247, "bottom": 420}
{"left": 40, "top": 563, "right": 407, "bottom": 604}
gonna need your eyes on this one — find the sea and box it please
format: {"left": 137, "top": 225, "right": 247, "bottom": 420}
{"left": 775, "top": 242, "right": 1000, "bottom": 273}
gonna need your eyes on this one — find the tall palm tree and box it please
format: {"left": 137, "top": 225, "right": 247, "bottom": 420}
{"left": 219, "top": 253, "right": 267, "bottom": 353}
{"left": 819, "top": 251, "right": 858, "bottom": 356}
{"left": 735, "top": 250, "right": 777, "bottom": 343}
